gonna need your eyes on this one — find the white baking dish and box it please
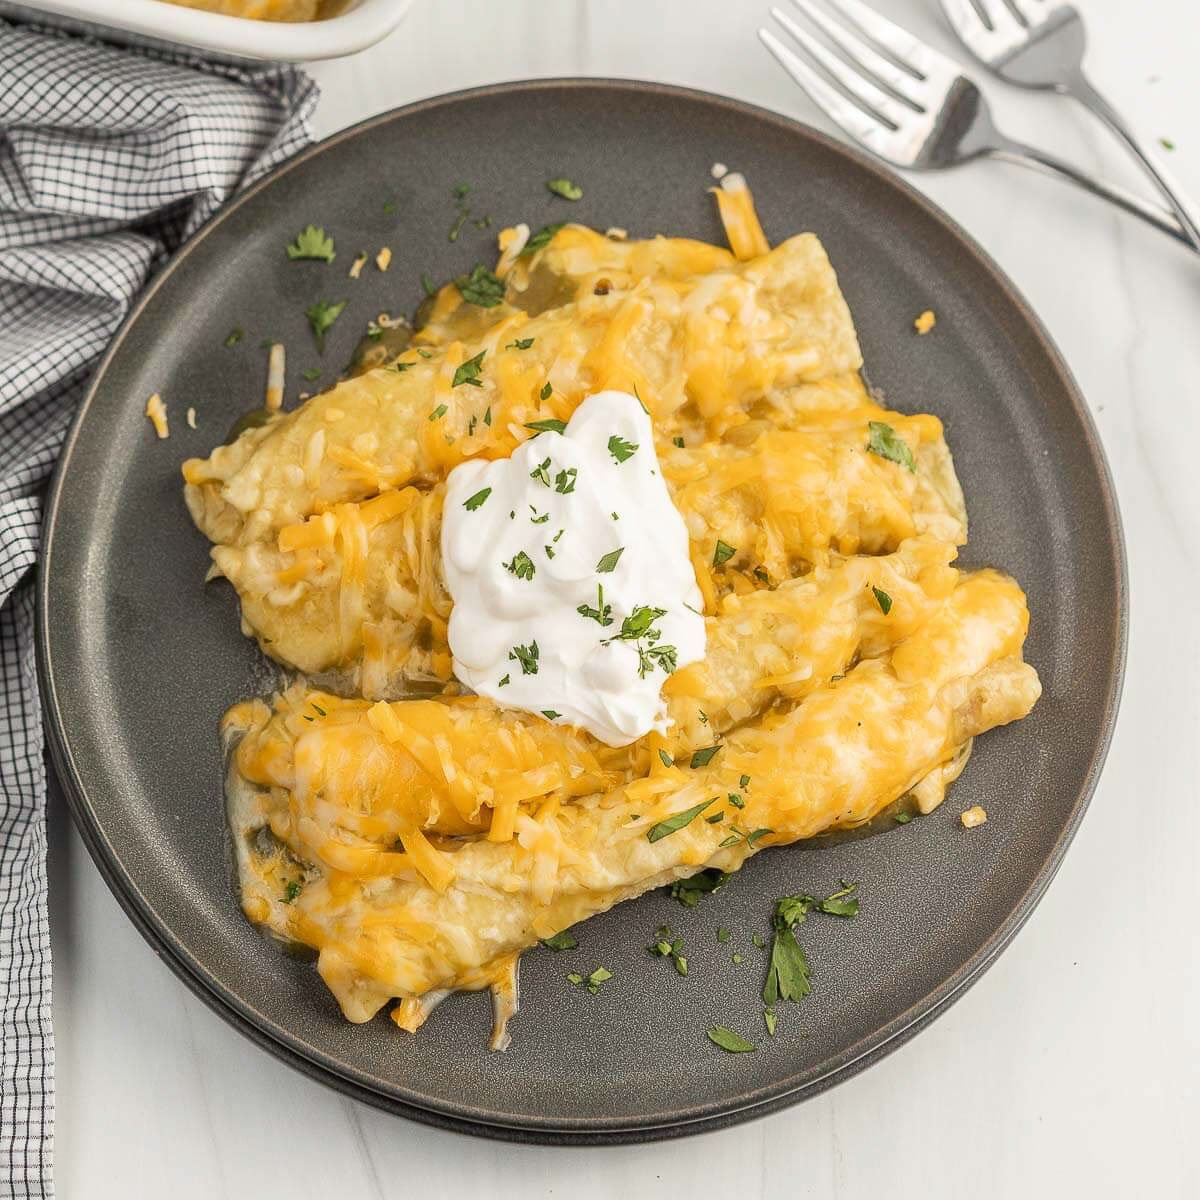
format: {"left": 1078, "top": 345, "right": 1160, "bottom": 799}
{"left": 0, "top": 0, "right": 410, "bottom": 60}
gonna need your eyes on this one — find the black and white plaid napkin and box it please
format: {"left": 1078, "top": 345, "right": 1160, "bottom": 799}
{"left": 0, "top": 19, "right": 317, "bottom": 1196}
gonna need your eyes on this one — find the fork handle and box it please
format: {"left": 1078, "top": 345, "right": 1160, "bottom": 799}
{"left": 1063, "top": 72, "right": 1200, "bottom": 251}
{"left": 986, "top": 138, "right": 1194, "bottom": 251}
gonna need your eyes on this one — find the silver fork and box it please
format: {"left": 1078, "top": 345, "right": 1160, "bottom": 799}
{"left": 758, "top": 0, "right": 1191, "bottom": 250}
{"left": 938, "top": 0, "right": 1200, "bottom": 250}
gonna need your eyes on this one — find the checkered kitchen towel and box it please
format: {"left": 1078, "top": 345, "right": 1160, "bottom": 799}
{"left": 0, "top": 19, "right": 316, "bottom": 1195}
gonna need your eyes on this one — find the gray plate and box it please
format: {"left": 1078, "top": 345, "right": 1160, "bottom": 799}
{"left": 37, "top": 80, "right": 1126, "bottom": 1142}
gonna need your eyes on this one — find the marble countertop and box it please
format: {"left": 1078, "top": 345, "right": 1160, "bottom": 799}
{"left": 48, "top": 0, "right": 1200, "bottom": 1194}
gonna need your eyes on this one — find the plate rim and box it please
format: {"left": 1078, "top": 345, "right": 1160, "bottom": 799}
{"left": 37, "top": 76, "right": 1129, "bottom": 1142}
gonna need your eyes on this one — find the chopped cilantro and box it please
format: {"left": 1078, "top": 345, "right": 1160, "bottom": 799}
{"left": 509, "top": 640, "right": 539, "bottom": 675}
{"left": 690, "top": 745, "right": 721, "bottom": 769}
{"left": 727, "top": 793, "right": 744, "bottom": 809}
{"left": 764, "top": 1009, "right": 778, "bottom": 1037}
{"left": 872, "top": 585, "right": 893, "bottom": 615}
{"left": 577, "top": 584, "right": 614, "bottom": 627}
{"left": 607, "top": 434, "right": 638, "bottom": 463}
{"left": 546, "top": 177, "right": 584, "bottom": 201}
{"left": 540, "top": 381, "right": 553, "bottom": 401}
{"left": 718, "top": 928, "right": 731, "bottom": 943}
{"left": 428, "top": 403, "right": 448, "bottom": 421}
{"left": 670, "top": 868, "right": 730, "bottom": 908}
{"left": 305, "top": 300, "right": 346, "bottom": 353}
{"left": 504, "top": 551, "right": 536, "bottom": 581}
{"left": 707, "top": 1026, "right": 755, "bottom": 1053}
{"left": 596, "top": 547, "right": 624, "bottom": 573}
{"left": 658, "top": 750, "right": 674, "bottom": 768}
{"left": 452, "top": 350, "right": 486, "bottom": 388}
{"left": 301, "top": 367, "right": 321, "bottom": 382}
{"left": 713, "top": 539, "right": 736, "bottom": 566}
{"left": 522, "top": 223, "right": 565, "bottom": 255}
{"left": 894, "top": 810, "right": 914, "bottom": 825}
{"left": 508, "top": 337, "right": 535, "bottom": 349}
{"left": 464, "top": 487, "right": 492, "bottom": 511}
{"left": 539, "top": 930, "right": 577, "bottom": 951}
{"left": 866, "top": 420, "right": 916, "bottom": 472}
{"left": 224, "top": 327, "right": 243, "bottom": 347}
{"left": 498, "top": 673, "right": 510, "bottom": 687}
{"left": 525, "top": 418, "right": 567, "bottom": 434}
{"left": 554, "top": 467, "right": 577, "bottom": 494}
{"left": 420, "top": 272, "right": 436, "bottom": 297}
{"left": 457, "top": 264, "right": 505, "bottom": 307}
{"left": 283, "top": 879, "right": 303, "bottom": 903}
{"left": 647, "top": 797, "right": 716, "bottom": 843}
{"left": 286, "top": 225, "right": 335, "bottom": 262}
{"left": 673, "top": 436, "right": 685, "bottom": 448}
{"left": 530, "top": 457, "right": 552, "bottom": 487}
{"left": 541, "top": 710, "right": 561, "bottom": 720}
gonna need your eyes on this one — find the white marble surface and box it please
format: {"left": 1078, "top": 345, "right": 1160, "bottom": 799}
{"left": 48, "top": 0, "right": 1200, "bottom": 1194}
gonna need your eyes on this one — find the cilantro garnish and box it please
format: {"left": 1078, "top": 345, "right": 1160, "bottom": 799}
{"left": 540, "top": 381, "right": 553, "bottom": 401}
{"left": 762, "top": 883, "right": 859, "bottom": 1008}
{"left": 872, "top": 585, "right": 893, "bottom": 615}
{"left": 530, "top": 457, "right": 552, "bottom": 487}
{"left": 452, "top": 350, "right": 486, "bottom": 388}
{"left": 464, "top": 487, "right": 491, "bottom": 511}
{"left": 866, "top": 420, "right": 916, "bottom": 472}
{"left": 525, "top": 418, "right": 567, "bottom": 434}
{"left": 596, "top": 547, "right": 624, "bottom": 573}
{"left": 420, "top": 272, "right": 436, "bottom": 297}
{"left": 497, "top": 673, "right": 510, "bottom": 687}
{"left": 504, "top": 551, "right": 536, "bottom": 581}
{"left": 541, "top": 709, "right": 561, "bottom": 720}
{"left": 713, "top": 539, "right": 736, "bottom": 567}
{"left": 690, "top": 745, "right": 721, "bottom": 769}
{"left": 508, "top": 337, "right": 535, "bottom": 350}
{"left": 707, "top": 1026, "right": 755, "bottom": 1053}
{"left": 304, "top": 299, "right": 346, "bottom": 352}
{"left": 658, "top": 750, "right": 674, "bottom": 768}
{"left": 607, "top": 434, "right": 638, "bottom": 463}
{"left": 522, "top": 223, "right": 565, "bottom": 255}
{"left": 283, "top": 879, "right": 303, "bottom": 903}
{"left": 224, "top": 327, "right": 243, "bottom": 347}
{"left": 546, "top": 177, "right": 583, "bottom": 201}
{"left": 539, "top": 930, "right": 577, "bottom": 951}
{"left": 577, "top": 585, "right": 614, "bottom": 627}
{"left": 428, "top": 403, "right": 448, "bottom": 421}
{"left": 648, "top": 927, "right": 688, "bottom": 975}
{"left": 301, "top": 367, "right": 321, "bottom": 382}
{"left": 647, "top": 797, "right": 716, "bottom": 843}
{"left": 509, "top": 640, "right": 539, "bottom": 675}
{"left": 286, "top": 225, "right": 335, "bottom": 262}
{"left": 670, "top": 868, "right": 730, "bottom": 908}
{"left": 457, "top": 264, "right": 505, "bottom": 307}
{"left": 554, "top": 467, "right": 577, "bottom": 494}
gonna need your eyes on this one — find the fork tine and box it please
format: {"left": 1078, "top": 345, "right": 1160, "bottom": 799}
{"left": 769, "top": 7, "right": 910, "bottom": 129}
{"left": 758, "top": 27, "right": 897, "bottom": 157}
{"left": 789, "top": 0, "right": 926, "bottom": 108}
{"left": 974, "top": 0, "right": 1022, "bottom": 32}
{"left": 822, "top": 0, "right": 955, "bottom": 79}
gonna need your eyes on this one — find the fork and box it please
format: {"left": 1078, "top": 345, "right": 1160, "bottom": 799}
{"left": 758, "top": 0, "right": 1192, "bottom": 250}
{"left": 939, "top": 0, "right": 1200, "bottom": 250}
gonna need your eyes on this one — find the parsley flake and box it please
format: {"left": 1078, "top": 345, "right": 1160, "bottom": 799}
{"left": 428, "top": 403, "right": 448, "bottom": 421}
{"left": 541, "top": 709, "right": 561, "bottom": 720}
{"left": 554, "top": 467, "right": 577, "bottom": 494}
{"left": 456, "top": 264, "right": 505, "bottom": 307}
{"left": 670, "top": 868, "right": 730, "bottom": 908}
{"left": 607, "top": 434, "right": 638, "bottom": 463}
{"left": 452, "top": 350, "right": 486, "bottom": 388}
{"left": 464, "top": 487, "right": 491, "bottom": 511}
{"left": 305, "top": 299, "right": 346, "bottom": 352}
{"left": 546, "top": 177, "right": 584, "bottom": 201}
{"left": 872, "top": 585, "right": 893, "bottom": 615}
{"left": 530, "top": 457, "right": 552, "bottom": 487}
{"left": 690, "top": 745, "right": 721, "bottom": 769}
{"left": 647, "top": 797, "right": 716, "bottom": 843}
{"left": 866, "top": 420, "right": 916, "bottom": 472}
{"left": 522, "top": 223, "right": 565, "bottom": 255}
{"left": 509, "top": 640, "right": 539, "bottom": 675}
{"left": 540, "top": 381, "right": 553, "bottom": 401}
{"left": 224, "top": 327, "right": 243, "bottom": 347}
{"left": 525, "top": 418, "right": 567, "bottom": 434}
{"left": 301, "top": 367, "right": 321, "bottom": 382}
{"left": 286, "top": 225, "right": 336, "bottom": 262}
{"left": 707, "top": 1026, "right": 756, "bottom": 1053}
{"left": 596, "top": 547, "right": 624, "bottom": 573}
{"left": 658, "top": 749, "right": 674, "bottom": 768}
{"left": 713, "top": 539, "right": 737, "bottom": 566}
{"left": 504, "top": 551, "right": 536, "bottom": 581}
{"left": 577, "top": 585, "right": 614, "bottom": 627}
{"left": 539, "top": 930, "right": 577, "bottom": 951}
{"left": 507, "top": 337, "right": 535, "bottom": 350}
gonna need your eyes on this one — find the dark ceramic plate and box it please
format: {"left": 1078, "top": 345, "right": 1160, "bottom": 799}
{"left": 38, "top": 80, "right": 1125, "bottom": 1142}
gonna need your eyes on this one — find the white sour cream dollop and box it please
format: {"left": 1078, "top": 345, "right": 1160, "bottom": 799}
{"left": 441, "top": 390, "right": 706, "bottom": 746}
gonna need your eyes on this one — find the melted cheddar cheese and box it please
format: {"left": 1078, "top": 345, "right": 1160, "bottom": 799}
{"left": 192, "top": 182, "right": 1041, "bottom": 1046}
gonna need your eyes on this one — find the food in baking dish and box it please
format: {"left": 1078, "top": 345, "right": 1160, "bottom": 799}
{"left": 160, "top": 0, "right": 323, "bottom": 21}
{"left": 183, "top": 175, "right": 1040, "bottom": 1046}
